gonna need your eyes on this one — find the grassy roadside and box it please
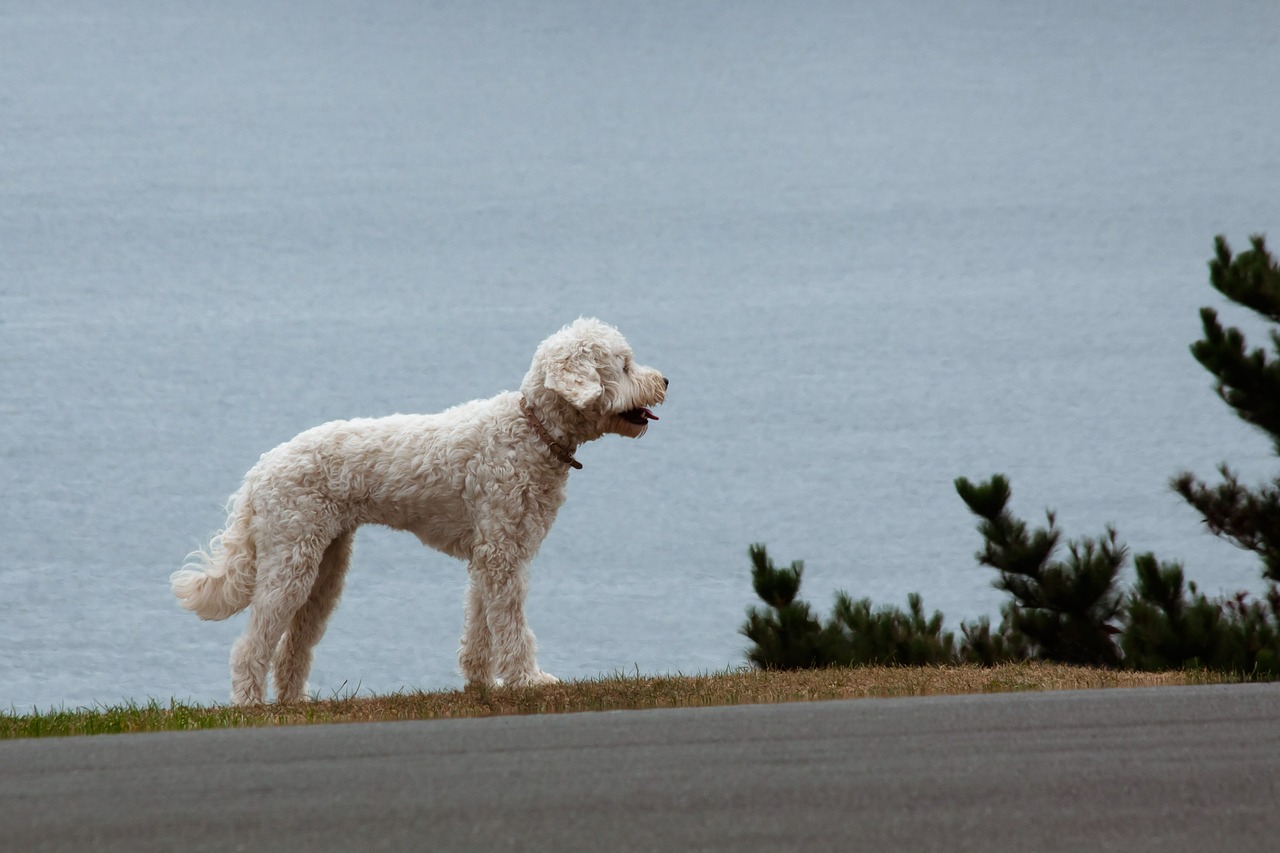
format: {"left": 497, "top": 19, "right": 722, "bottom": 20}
{"left": 0, "top": 663, "right": 1242, "bottom": 740}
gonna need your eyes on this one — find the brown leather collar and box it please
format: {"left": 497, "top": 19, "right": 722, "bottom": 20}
{"left": 519, "top": 395, "right": 582, "bottom": 470}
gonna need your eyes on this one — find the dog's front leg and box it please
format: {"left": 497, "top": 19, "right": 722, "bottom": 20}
{"left": 471, "top": 544, "right": 558, "bottom": 688}
{"left": 458, "top": 572, "right": 496, "bottom": 687}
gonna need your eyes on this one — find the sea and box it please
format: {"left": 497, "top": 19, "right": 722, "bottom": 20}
{"left": 3, "top": 0, "right": 1278, "bottom": 711}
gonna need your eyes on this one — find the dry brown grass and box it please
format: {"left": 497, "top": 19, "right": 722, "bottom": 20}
{"left": 1, "top": 663, "right": 1235, "bottom": 739}
{"left": 311, "top": 663, "right": 1231, "bottom": 723}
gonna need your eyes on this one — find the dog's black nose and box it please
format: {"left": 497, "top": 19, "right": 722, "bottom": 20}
{"left": 663, "top": 377, "right": 669, "bottom": 388}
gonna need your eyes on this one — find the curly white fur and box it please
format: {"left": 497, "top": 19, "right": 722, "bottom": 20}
{"left": 172, "top": 318, "right": 667, "bottom": 705}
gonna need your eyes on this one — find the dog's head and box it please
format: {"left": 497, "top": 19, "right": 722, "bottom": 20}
{"left": 524, "top": 318, "right": 667, "bottom": 441}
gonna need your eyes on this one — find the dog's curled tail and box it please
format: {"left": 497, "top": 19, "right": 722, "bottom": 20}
{"left": 171, "top": 491, "right": 257, "bottom": 620}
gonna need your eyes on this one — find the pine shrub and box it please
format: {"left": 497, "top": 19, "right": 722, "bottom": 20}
{"left": 954, "top": 475, "right": 1124, "bottom": 667}
{"left": 741, "top": 545, "right": 965, "bottom": 668}
{"left": 741, "top": 235, "right": 1280, "bottom": 677}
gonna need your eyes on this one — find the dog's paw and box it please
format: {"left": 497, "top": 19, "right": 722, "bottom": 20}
{"left": 508, "top": 670, "right": 559, "bottom": 688}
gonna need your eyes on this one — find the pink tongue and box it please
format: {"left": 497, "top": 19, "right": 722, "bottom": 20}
{"left": 642, "top": 408, "right": 658, "bottom": 421}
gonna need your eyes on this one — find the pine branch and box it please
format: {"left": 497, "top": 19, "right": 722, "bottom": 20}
{"left": 1171, "top": 467, "right": 1280, "bottom": 582}
{"left": 1178, "top": 234, "right": 1280, "bottom": 583}
{"left": 1190, "top": 307, "right": 1280, "bottom": 446}
{"left": 1209, "top": 234, "right": 1280, "bottom": 323}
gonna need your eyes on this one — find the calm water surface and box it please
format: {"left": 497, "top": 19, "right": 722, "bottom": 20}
{"left": 3, "top": 1, "right": 1279, "bottom": 710}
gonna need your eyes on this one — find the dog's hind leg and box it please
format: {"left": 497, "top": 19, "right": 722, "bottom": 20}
{"left": 458, "top": 571, "right": 495, "bottom": 686}
{"left": 229, "top": 536, "right": 326, "bottom": 705}
{"left": 271, "top": 530, "right": 355, "bottom": 703}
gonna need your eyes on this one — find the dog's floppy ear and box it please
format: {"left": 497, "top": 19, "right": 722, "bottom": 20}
{"left": 544, "top": 348, "right": 603, "bottom": 409}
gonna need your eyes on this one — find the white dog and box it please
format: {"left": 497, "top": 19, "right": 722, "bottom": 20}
{"left": 172, "top": 318, "right": 667, "bottom": 705}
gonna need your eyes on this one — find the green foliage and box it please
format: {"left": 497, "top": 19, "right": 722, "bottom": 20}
{"left": 1174, "top": 464, "right": 1280, "bottom": 583}
{"left": 1220, "top": 588, "right": 1280, "bottom": 677}
{"left": 743, "top": 234, "right": 1280, "bottom": 678}
{"left": 742, "top": 544, "right": 839, "bottom": 669}
{"left": 955, "top": 475, "right": 1124, "bottom": 667}
{"left": 742, "top": 545, "right": 970, "bottom": 668}
{"left": 1127, "top": 235, "right": 1280, "bottom": 672}
{"left": 742, "top": 509, "right": 1280, "bottom": 676}
{"left": 1122, "top": 552, "right": 1280, "bottom": 677}
{"left": 957, "top": 612, "right": 1029, "bottom": 666}
{"left": 1206, "top": 233, "right": 1280, "bottom": 323}
{"left": 1174, "top": 234, "right": 1280, "bottom": 580}
{"left": 827, "top": 591, "right": 957, "bottom": 666}
{"left": 1122, "top": 553, "right": 1232, "bottom": 671}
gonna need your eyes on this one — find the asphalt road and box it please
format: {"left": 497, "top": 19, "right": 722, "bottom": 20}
{"left": 3, "top": 683, "right": 1278, "bottom": 852}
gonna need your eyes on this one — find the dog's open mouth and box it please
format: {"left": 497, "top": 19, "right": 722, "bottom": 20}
{"left": 620, "top": 407, "right": 660, "bottom": 426}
